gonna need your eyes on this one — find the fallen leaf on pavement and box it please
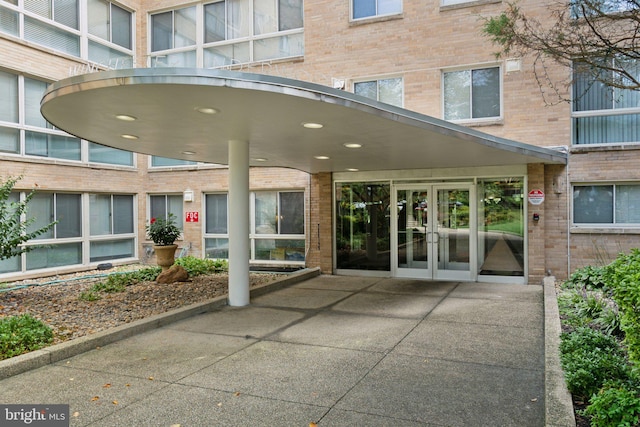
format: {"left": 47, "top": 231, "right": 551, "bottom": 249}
{"left": 91, "top": 396, "right": 99, "bottom": 402}
{"left": 72, "top": 412, "right": 80, "bottom": 417}
{"left": 103, "top": 383, "right": 111, "bottom": 388}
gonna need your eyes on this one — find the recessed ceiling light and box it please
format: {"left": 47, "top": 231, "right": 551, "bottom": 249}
{"left": 121, "top": 134, "right": 138, "bottom": 140}
{"left": 346, "top": 168, "right": 359, "bottom": 172}
{"left": 196, "top": 107, "right": 219, "bottom": 115}
{"left": 302, "top": 122, "right": 323, "bottom": 129}
{"left": 115, "top": 114, "right": 137, "bottom": 121}
{"left": 253, "top": 158, "right": 268, "bottom": 162}
{"left": 314, "top": 155, "right": 330, "bottom": 160}
{"left": 182, "top": 151, "right": 196, "bottom": 155}
{"left": 343, "top": 143, "right": 362, "bottom": 148}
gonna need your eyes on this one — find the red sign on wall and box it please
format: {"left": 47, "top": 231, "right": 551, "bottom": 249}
{"left": 185, "top": 212, "right": 199, "bottom": 222}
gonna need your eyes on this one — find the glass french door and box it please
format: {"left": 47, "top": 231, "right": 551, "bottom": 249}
{"left": 395, "top": 184, "right": 474, "bottom": 280}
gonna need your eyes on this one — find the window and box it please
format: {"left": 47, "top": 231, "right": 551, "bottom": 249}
{"left": 571, "top": 0, "right": 636, "bottom": 17}
{"left": 151, "top": 156, "right": 197, "bottom": 167}
{"left": 89, "top": 142, "right": 133, "bottom": 166}
{"left": 443, "top": 66, "right": 501, "bottom": 121}
{"left": 25, "top": 192, "right": 83, "bottom": 270}
{"left": 0, "top": 192, "right": 20, "bottom": 274}
{"left": 150, "top": 1, "right": 304, "bottom": 69}
{"left": 1, "top": 0, "right": 132, "bottom": 65}
{"left": 204, "top": 190, "right": 305, "bottom": 262}
{"left": 352, "top": 0, "right": 401, "bottom": 20}
{"left": 149, "top": 194, "right": 184, "bottom": 232}
{"left": 573, "top": 184, "right": 640, "bottom": 225}
{"left": 89, "top": 194, "right": 135, "bottom": 261}
{"left": 0, "top": 70, "right": 134, "bottom": 165}
{"left": 88, "top": 0, "right": 131, "bottom": 49}
{"left": 572, "top": 59, "right": 640, "bottom": 145}
{"left": 354, "top": 77, "right": 403, "bottom": 107}
{"left": 335, "top": 182, "right": 391, "bottom": 271}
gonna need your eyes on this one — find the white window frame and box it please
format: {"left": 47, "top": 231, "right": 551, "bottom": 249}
{"left": 352, "top": 76, "right": 404, "bottom": 107}
{"left": 441, "top": 64, "right": 503, "bottom": 124}
{"left": 350, "top": 0, "right": 403, "bottom": 21}
{"left": 572, "top": 183, "right": 640, "bottom": 228}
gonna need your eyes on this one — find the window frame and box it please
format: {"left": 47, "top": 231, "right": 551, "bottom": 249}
{"left": 148, "top": 194, "right": 185, "bottom": 239}
{"left": 442, "top": 64, "right": 503, "bottom": 124}
{"left": 350, "top": 0, "right": 403, "bottom": 21}
{"left": 352, "top": 76, "right": 404, "bottom": 107}
{"left": 571, "top": 58, "right": 640, "bottom": 146}
{"left": 572, "top": 183, "right": 640, "bottom": 227}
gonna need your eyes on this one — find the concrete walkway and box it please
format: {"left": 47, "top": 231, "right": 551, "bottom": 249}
{"left": 0, "top": 272, "right": 563, "bottom": 426}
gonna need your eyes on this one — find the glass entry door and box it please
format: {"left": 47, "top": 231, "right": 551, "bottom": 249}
{"left": 395, "top": 184, "right": 474, "bottom": 280}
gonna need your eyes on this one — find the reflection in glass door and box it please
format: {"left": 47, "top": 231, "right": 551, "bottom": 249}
{"left": 395, "top": 184, "right": 474, "bottom": 280}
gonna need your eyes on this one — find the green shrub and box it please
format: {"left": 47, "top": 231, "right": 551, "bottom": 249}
{"left": 0, "top": 314, "right": 53, "bottom": 360}
{"left": 603, "top": 249, "right": 640, "bottom": 366}
{"left": 563, "top": 265, "right": 608, "bottom": 291}
{"left": 78, "top": 290, "right": 101, "bottom": 301}
{"left": 79, "top": 267, "right": 161, "bottom": 301}
{"left": 585, "top": 381, "right": 640, "bottom": 427}
{"left": 175, "top": 256, "right": 228, "bottom": 276}
{"left": 560, "top": 327, "right": 632, "bottom": 400}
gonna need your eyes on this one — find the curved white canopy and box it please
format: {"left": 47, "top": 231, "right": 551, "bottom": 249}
{"left": 41, "top": 68, "right": 566, "bottom": 173}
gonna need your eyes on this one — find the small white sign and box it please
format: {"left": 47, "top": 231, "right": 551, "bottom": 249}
{"left": 528, "top": 189, "right": 545, "bottom": 205}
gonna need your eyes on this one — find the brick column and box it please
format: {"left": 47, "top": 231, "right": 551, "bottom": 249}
{"left": 306, "top": 172, "right": 333, "bottom": 273}
{"left": 527, "top": 164, "right": 546, "bottom": 284}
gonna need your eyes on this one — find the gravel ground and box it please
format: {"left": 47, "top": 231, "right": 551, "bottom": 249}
{"left": 0, "top": 266, "right": 283, "bottom": 345}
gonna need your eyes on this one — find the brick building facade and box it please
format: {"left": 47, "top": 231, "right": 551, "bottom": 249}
{"left": 1, "top": 0, "right": 637, "bottom": 284}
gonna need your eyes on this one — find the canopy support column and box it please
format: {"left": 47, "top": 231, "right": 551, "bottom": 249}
{"left": 228, "top": 139, "right": 250, "bottom": 306}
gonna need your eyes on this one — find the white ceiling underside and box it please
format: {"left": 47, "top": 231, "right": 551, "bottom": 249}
{"left": 41, "top": 68, "right": 566, "bottom": 174}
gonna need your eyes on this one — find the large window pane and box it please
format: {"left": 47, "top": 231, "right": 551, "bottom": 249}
{"left": 471, "top": 67, "right": 500, "bottom": 119}
{"left": 615, "top": 185, "right": 640, "bottom": 223}
{"left": 228, "top": 0, "right": 250, "bottom": 38}
{"left": 56, "top": 193, "right": 81, "bottom": 238}
{"left": 205, "top": 237, "right": 229, "bottom": 259}
{"left": 88, "top": 0, "right": 109, "bottom": 40}
{"left": 205, "top": 2, "right": 226, "bottom": 42}
{"left": 443, "top": 70, "right": 470, "bottom": 120}
{"left": 253, "top": 32, "right": 303, "bottom": 61}
{"left": 279, "top": 0, "right": 302, "bottom": 30}
{"left": 574, "top": 114, "right": 640, "bottom": 145}
{"left": 25, "top": 131, "right": 81, "bottom": 160}
{"left": 336, "top": 182, "right": 391, "bottom": 271}
{"left": 254, "top": 238, "right": 304, "bottom": 261}
{"left": 90, "top": 239, "right": 134, "bottom": 262}
{"left": 113, "top": 195, "right": 134, "bottom": 234}
{"left": 573, "top": 185, "right": 614, "bottom": 223}
{"left": 89, "top": 142, "right": 133, "bottom": 165}
{"left": 24, "top": 17, "right": 80, "bottom": 56}
{"left": 0, "top": 5, "right": 19, "bottom": 37}
{"left": 88, "top": 41, "right": 134, "bottom": 68}
{"left": 204, "top": 41, "right": 250, "bottom": 67}
{"left": 175, "top": 6, "right": 196, "bottom": 48}
{"left": 254, "top": 0, "right": 277, "bottom": 35}
{"left": 0, "top": 127, "right": 19, "bottom": 153}
{"left": 352, "top": 0, "right": 376, "bottom": 19}
{"left": 477, "top": 178, "right": 524, "bottom": 276}
{"left": 111, "top": 4, "right": 131, "bottom": 49}
{"left": 255, "top": 192, "right": 277, "bottom": 234}
{"left": 53, "top": 0, "right": 78, "bottom": 28}
{"left": 150, "top": 195, "right": 183, "bottom": 230}
{"left": 25, "top": 78, "right": 51, "bottom": 128}
{"left": 280, "top": 192, "right": 304, "bottom": 234}
{"left": 206, "top": 193, "right": 228, "bottom": 233}
{"left": 152, "top": 12, "right": 172, "bottom": 51}
{"left": 26, "top": 242, "right": 82, "bottom": 270}
{"left": 27, "top": 193, "right": 54, "bottom": 239}
{"left": 0, "top": 70, "right": 18, "bottom": 123}
{"left": 151, "top": 156, "right": 196, "bottom": 167}
{"left": 90, "top": 194, "right": 111, "bottom": 235}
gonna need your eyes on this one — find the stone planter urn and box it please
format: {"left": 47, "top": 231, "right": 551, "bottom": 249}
{"left": 154, "top": 244, "right": 178, "bottom": 271}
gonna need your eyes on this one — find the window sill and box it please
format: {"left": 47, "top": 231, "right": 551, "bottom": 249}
{"left": 349, "top": 13, "right": 403, "bottom": 26}
{"left": 570, "top": 227, "right": 640, "bottom": 235}
{"left": 440, "top": 0, "right": 502, "bottom": 11}
{"left": 570, "top": 143, "right": 640, "bottom": 153}
{"left": 0, "top": 153, "right": 137, "bottom": 171}
{"left": 450, "top": 118, "right": 504, "bottom": 128}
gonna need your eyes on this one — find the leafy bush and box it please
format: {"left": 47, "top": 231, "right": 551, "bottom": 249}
{"left": 0, "top": 314, "right": 53, "bottom": 360}
{"left": 603, "top": 248, "right": 640, "bottom": 365}
{"left": 585, "top": 380, "right": 640, "bottom": 427}
{"left": 78, "top": 267, "right": 161, "bottom": 301}
{"left": 175, "top": 256, "right": 228, "bottom": 276}
{"left": 563, "top": 264, "right": 608, "bottom": 291}
{"left": 560, "top": 327, "right": 632, "bottom": 400}
{"left": 559, "top": 290, "right": 622, "bottom": 336}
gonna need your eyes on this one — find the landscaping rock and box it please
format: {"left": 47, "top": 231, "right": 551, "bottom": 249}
{"left": 156, "top": 265, "right": 189, "bottom": 284}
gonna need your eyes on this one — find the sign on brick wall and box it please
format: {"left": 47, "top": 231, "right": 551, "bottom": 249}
{"left": 528, "top": 189, "right": 545, "bottom": 205}
{"left": 185, "top": 212, "right": 199, "bottom": 222}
